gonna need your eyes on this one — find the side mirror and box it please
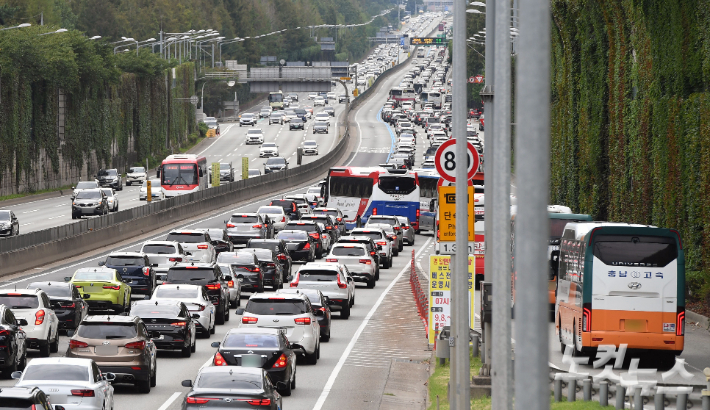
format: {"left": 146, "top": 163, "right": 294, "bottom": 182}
{"left": 211, "top": 342, "right": 220, "bottom": 348}
{"left": 98, "top": 261, "right": 105, "bottom": 267}
{"left": 181, "top": 380, "right": 193, "bottom": 388}
{"left": 224, "top": 275, "right": 233, "bottom": 282}
{"left": 191, "top": 313, "right": 200, "bottom": 319}
{"left": 236, "top": 308, "right": 245, "bottom": 315}
{"left": 275, "top": 381, "right": 289, "bottom": 391}
{"left": 64, "top": 276, "right": 72, "bottom": 282}
{"left": 11, "top": 371, "right": 22, "bottom": 379}
{"left": 286, "top": 275, "right": 294, "bottom": 282}
{"left": 83, "top": 294, "right": 91, "bottom": 299}
{"left": 71, "top": 186, "right": 75, "bottom": 190}
{"left": 16, "top": 319, "right": 28, "bottom": 326}
{"left": 66, "top": 330, "right": 75, "bottom": 337}
{"left": 104, "top": 372, "right": 116, "bottom": 382}
{"left": 314, "top": 309, "right": 324, "bottom": 317}
{"left": 152, "top": 263, "right": 158, "bottom": 267}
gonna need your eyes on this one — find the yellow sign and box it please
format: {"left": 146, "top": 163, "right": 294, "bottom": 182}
{"left": 340, "top": 77, "right": 351, "bottom": 81}
{"left": 428, "top": 255, "right": 475, "bottom": 344}
{"left": 211, "top": 163, "right": 220, "bottom": 187}
{"left": 352, "top": 88, "right": 359, "bottom": 97}
{"left": 146, "top": 180, "right": 152, "bottom": 203}
{"left": 242, "top": 157, "right": 249, "bottom": 180}
{"left": 207, "top": 129, "right": 216, "bottom": 138}
{"left": 438, "top": 186, "right": 474, "bottom": 241}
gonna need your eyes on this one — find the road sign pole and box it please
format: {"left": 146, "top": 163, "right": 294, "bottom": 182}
{"left": 514, "top": 0, "right": 551, "bottom": 407}
{"left": 453, "top": 0, "right": 470, "bottom": 408}
{"left": 492, "top": 0, "right": 512, "bottom": 408}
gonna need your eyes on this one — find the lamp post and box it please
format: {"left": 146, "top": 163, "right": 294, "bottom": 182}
{"left": 39, "top": 28, "right": 68, "bottom": 36}
{"left": 0, "top": 23, "right": 31, "bottom": 31}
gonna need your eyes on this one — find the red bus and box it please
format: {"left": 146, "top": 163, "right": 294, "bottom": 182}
{"left": 158, "top": 154, "right": 208, "bottom": 198}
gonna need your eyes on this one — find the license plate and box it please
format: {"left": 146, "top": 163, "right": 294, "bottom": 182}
{"left": 95, "top": 345, "right": 118, "bottom": 355}
{"left": 46, "top": 395, "right": 68, "bottom": 404}
{"left": 85, "top": 285, "right": 102, "bottom": 293}
{"left": 624, "top": 319, "right": 646, "bottom": 332}
{"left": 663, "top": 323, "right": 676, "bottom": 333}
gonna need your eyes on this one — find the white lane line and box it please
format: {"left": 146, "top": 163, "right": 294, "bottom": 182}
{"left": 47, "top": 215, "right": 65, "bottom": 220}
{"left": 20, "top": 223, "right": 32, "bottom": 226}
{"left": 23, "top": 209, "right": 39, "bottom": 214}
{"left": 55, "top": 204, "right": 65, "bottom": 208}
{"left": 312, "top": 236, "right": 433, "bottom": 410}
{"left": 156, "top": 391, "right": 182, "bottom": 410}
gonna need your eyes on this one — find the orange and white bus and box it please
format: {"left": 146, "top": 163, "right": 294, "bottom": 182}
{"left": 158, "top": 154, "right": 208, "bottom": 198}
{"left": 556, "top": 222, "right": 685, "bottom": 363}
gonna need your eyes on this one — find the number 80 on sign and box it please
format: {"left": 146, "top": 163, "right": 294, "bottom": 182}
{"left": 434, "top": 139, "right": 480, "bottom": 183}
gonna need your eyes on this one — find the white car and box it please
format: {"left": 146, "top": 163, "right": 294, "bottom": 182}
{"left": 314, "top": 112, "right": 330, "bottom": 124}
{"left": 139, "top": 179, "right": 164, "bottom": 201}
{"left": 237, "top": 292, "right": 320, "bottom": 363}
{"left": 126, "top": 166, "right": 146, "bottom": 186}
{"left": 313, "top": 96, "right": 326, "bottom": 106}
{"left": 327, "top": 92, "right": 336, "bottom": 100}
{"left": 349, "top": 227, "right": 393, "bottom": 269}
{"left": 12, "top": 357, "right": 115, "bottom": 410}
{"left": 325, "top": 244, "right": 377, "bottom": 288}
{"left": 308, "top": 92, "right": 317, "bottom": 100}
{"left": 287, "top": 262, "right": 354, "bottom": 318}
{"left": 282, "top": 110, "right": 297, "bottom": 122}
{"left": 259, "top": 107, "right": 272, "bottom": 118}
{"left": 257, "top": 205, "right": 289, "bottom": 232}
{"left": 151, "top": 284, "right": 216, "bottom": 336}
{"left": 165, "top": 230, "right": 216, "bottom": 263}
{"left": 259, "top": 142, "right": 279, "bottom": 157}
{"left": 139, "top": 240, "right": 187, "bottom": 283}
{"left": 0, "top": 289, "right": 59, "bottom": 356}
{"left": 248, "top": 169, "right": 262, "bottom": 178}
{"left": 100, "top": 188, "right": 119, "bottom": 212}
{"left": 216, "top": 263, "right": 242, "bottom": 307}
{"left": 302, "top": 140, "right": 319, "bottom": 155}
{"left": 239, "top": 113, "right": 257, "bottom": 126}
{"left": 245, "top": 128, "right": 264, "bottom": 145}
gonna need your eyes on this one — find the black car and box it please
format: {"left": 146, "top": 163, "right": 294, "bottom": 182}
{"left": 0, "top": 305, "right": 27, "bottom": 378}
{"left": 216, "top": 251, "right": 264, "bottom": 293}
{"left": 300, "top": 214, "right": 340, "bottom": 243}
{"left": 182, "top": 366, "right": 283, "bottom": 409}
{"left": 269, "top": 199, "right": 299, "bottom": 220}
{"left": 337, "top": 236, "right": 381, "bottom": 277}
{"left": 0, "top": 387, "right": 55, "bottom": 409}
{"left": 210, "top": 328, "right": 296, "bottom": 395}
{"left": 264, "top": 157, "right": 288, "bottom": 174}
{"left": 0, "top": 210, "right": 19, "bottom": 237}
{"left": 96, "top": 168, "right": 123, "bottom": 190}
{"left": 246, "top": 239, "right": 292, "bottom": 280}
{"left": 283, "top": 221, "right": 326, "bottom": 258}
{"left": 312, "top": 122, "right": 329, "bottom": 134}
{"left": 278, "top": 288, "right": 331, "bottom": 342}
{"left": 99, "top": 252, "right": 156, "bottom": 296}
{"left": 131, "top": 300, "right": 196, "bottom": 357}
{"left": 275, "top": 230, "right": 316, "bottom": 262}
{"left": 293, "top": 108, "right": 308, "bottom": 121}
{"left": 164, "top": 263, "right": 231, "bottom": 325}
{"left": 26, "top": 281, "right": 88, "bottom": 331}
{"left": 313, "top": 208, "right": 346, "bottom": 235}
{"left": 338, "top": 94, "right": 349, "bottom": 103}
{"left": 199, "top": 228, "right": 234, "bottom": 255}
{"left": 289, "top": 118, "right": 305, "bottom": 130}
{"left": 241, "top": 248, "right": 283, "bottom": 290}
{"left": 323, "top": 106, "right": 335, "bottom": 116}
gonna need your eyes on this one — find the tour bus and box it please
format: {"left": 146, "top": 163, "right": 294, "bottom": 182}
{"left": 511, "top": 206, "right": 593, "bottom": 317}
{"left": 420, "top": 90, "right": 442, "bottom": 109}
{"left": 324, "top": 167, "right": 421, "bottom": 230}
{"left": 269, "top": 90, "right": 284, "bottom": 110}
{"left": 556, "top": 222, "right": 684, "bottom": 362}
{"left": 417, "top": 170, "right": 439, "bottom": 232}
{"left": 158, "top": 154, "right": 208, "bottom": 198}
{"left": 388, "top": 87, "right": 417, "bottom": 105}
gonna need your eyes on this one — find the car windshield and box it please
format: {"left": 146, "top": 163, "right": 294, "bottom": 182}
{"left": 100, "top": 189, "right": 114, "bottom": 197}
{"left": 22, "top": 364, "right": 89, "bottom": 381}
{"left": 105, "top": 256, "right": 144, "bottom": 267}
{"left": 166, "top": 233, "right": 205, "bottom": 243}
{"left": 303, "top": 141, "right": 317, "bottom": 147}
{"left": 161, "top": 163, "right": 197, "bottom": 186}
{"left": 154, "top": 287, "right": 198, "bottom": 299}
{"left": 298, "top": 269, "right": 338, "bottom": 281}
{"left": 220, "top": 164, "right": 231, "bottom": 170}
{"left": 77, "top": 323, "right": 137, "bottom": 339}
{"left": 285, "top": 110, "right": 296, "bottom": 116}
{"left": 98, "top": 169, "right": 117, "bottom": 176}
{"left": 258, "top": 207, "right": 282, "bottom": 214}
{"left": 75, "top": 191, "right": 101, "bottom": 199}
{"left": 26, "top": 284, "right": 71, "bottom": 298}
{"left": 0, "top": 295, "right": 39, "bottom": 309}
{"left": 291, "top": 118, "right": 303, "bottom": 123}
{"left": 230, "top": 215, "right": 260, "bottom": 223}
{"left": 266, "top": 158, "right": 286, "bottom": 165}
{"left": 166, "top": 268, "right": 215, "bottom": 281}
{"left": 245, "top": 298, "right": 308, "bottom": 315}
{"left": 242, "top": 113, "right": 253, "bottom": 118}
{"left": 247, "top": 129, "right": 262, "bottom": 135}
{"left": 262, "top": 143, "right": 276, "bottom": 148}
{"left": 294, "top": 109, "right": 306, "bottom": 115}
{"left": 73, "top": 271, "right": 114, "bottom": 281}
{"left": 129, "top": 167, "right": 145, "bottom": 173}
{"left": 276, "top": 231, "right": 308, "bottom": 240}
{"left": 216, "top": 253, "right": 254, "bottom": 264}
{"left": 315, "top": 122, "right": 327, "bottom": 127}
{"left": 131, "top": 304, "right": 182, "bottom": 317}
{"left": 141, "top": 244, "right": 176, "bottom": 255}
{"left": 223, "top": 333, "right": 280, "bottom": 348}
{"left": 197, "top": 372, "right": 262, "bottom": 389}
{"left": 332, "top": 247, "right": 366, "bottom": 257}
{"left": 0, "top": 211, "right": 10, "bottom": 220}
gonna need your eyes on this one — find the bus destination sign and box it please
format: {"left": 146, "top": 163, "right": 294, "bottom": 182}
{"left": 410, "top": 37, "right": 446, "bottom": 46}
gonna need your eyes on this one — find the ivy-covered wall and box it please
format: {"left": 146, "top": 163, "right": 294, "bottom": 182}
{"left": 550, "top": 0, "right": 710, "bottom": 299}
{"left": 0, "top": 27, "right": 196, "bottom": 196}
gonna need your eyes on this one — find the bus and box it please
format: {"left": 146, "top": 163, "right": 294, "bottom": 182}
{"left": 556, "top": 222, "right": 684, "bottom": 363}
{"left": 269, "top": 91, "right": 284, "bottom": 110}
{"left": 324, "top": 167, "right": 420, "bottom": 230}
{"left": 388, "top": 87, "right": 416, "bottom": 105}
{"left": 420, "top": 90, "right": 442, "bottom": 109}
{"left": 158, "top": 154, "right": 208, "bottom": 198}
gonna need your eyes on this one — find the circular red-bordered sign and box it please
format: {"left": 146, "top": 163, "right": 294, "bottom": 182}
{"left": 434, "top": 139, "right": 480, "bottom": 182}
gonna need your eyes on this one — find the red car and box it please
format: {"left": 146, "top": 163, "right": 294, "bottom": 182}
{"left": 468, "top": 108, "right": 482, "bottom": 119}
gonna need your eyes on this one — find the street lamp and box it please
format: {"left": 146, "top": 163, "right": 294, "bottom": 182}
{"left": 0, "top": 23, "right": 31, "bottom": 31}
{"left": 470, "top": 1, "right": 486, "bottom": 6}
{"left": 39, "top": 28, "right": 68, "bottom": 36}
{"left": 89, "top": 35, "right": 101, "bottom": 40}
{"left": 467, "top": 9, "right": 485, "bottom": 14}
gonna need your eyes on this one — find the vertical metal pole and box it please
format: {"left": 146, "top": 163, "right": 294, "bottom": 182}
{"left": 160, "top": 31, "right": 164, "bottom": 59}
{"left": 491, "top": 0, "right": 511, "bottom": 408}
{"left": 600, "top": 382, "right": 609, "bottom": 407}
{"left": 212, "top": 43, "right": 215, "bottom": 68}
{"left": 655, "top": 392, "right": 665, "bottom": 410}
{"left": 453, "top": 0, "right": 470, "bottom": 408}
{"left": 449, "top": 256, "right": 458, "bottom": 410}
{"left": 513, "top": 0, "right": 550, "bottom": 407}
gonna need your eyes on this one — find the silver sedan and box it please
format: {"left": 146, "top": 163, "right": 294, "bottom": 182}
{"left": 395, "top": 216, "right": 416, "bottom": 245}
{"left": 151, "top": 284, "right": 216, "bottom": 336}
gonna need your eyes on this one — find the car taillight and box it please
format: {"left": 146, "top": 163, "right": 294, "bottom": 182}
{"left": 103, "top": 285, "right": 120, "bottom": 290}
{"left": 242, "top": 316, "right": 259, "bottom": 324}
{"left": 309, "top": 233, "right": 320, "bottom": 239}
{"left": 282, "top": 216, "right": 286, "bottom": 222}
{"left": 171, "top": 322, "right": 187, "bottom": 327}
{"left": 377, "top": 241, "right": 387, "bottom": 246}
{"left": 294, "top": 317, "right": 311, "bottom": 325}
{"left": 337, "top": 217, "right": 342, "bottom": 221}
{"left": 272, "top": 353, "right": 288, "bottom": 368}
{"left": 245, "top": 399, "right": 271, "bottom": 406}
{"left": 125, "top": 341, "right": 146, "bottom": 350}
{"left": 326, "top": 226, "right": 332, "bottom": 230}
{"left": 244, "top": 267, "right": 260, "bottom": 273}
{"left": 267, "top": 263, "right": 276, "bottom": 267}
{"left": 372, "top": 208, "right": 377, "bottom": 215}
{"left": 677, "top": 308, "right": 685, "bottom": 336}
{"left": 71, "top": 389, "right": 95, "bottom": 397}
{"left": 35, "top": 310, "right": 45, "bottom": 325}
{"left": 69, "top": 339, "right": 88, "bottom": 349}
{"left": 253, "top": 224, "right": 263, "bottom": 228}
{"left": 290, "top": 273, "right": 300, "bottom": 287}
{"left": 192, "top": 304, "right": 206, "bottom": 311}
{"left": 206, "top": 283, "right": 221, "bottom": 290}
{"left": 278, "top": 254, "right": 287, "bottom": 260}
{"left": 61, "top": 302, "right": 76, "bottom": 308}
{"left": 226, "top": 223, "right": 236, "bottom": 228}
{"left": 168, "top": 257, "right": 182, "bottom": 262}
{"left": 582, "top": 303, "right": 591, "bottom": 332}
{"left": 393, "top": 226, "right": 401, "bottom": 231}
{"left": 326, "top": 258, "right": 338, "bottom": 262}
{"left": 359, "top": 259, "right": 372, "bottom": 265}
{"left": 214, "top": 352, "right": 227, "bottom": 366}
{"left": 187, "top": 397, "right": 219, "bottom": 404}
{"left": 228, "top": 280, "right": 234, "bottom": 288}
{"left": 337, "top": 275, "right": 347, "bottom": 289}
{"left": 371, "top": 251, "right": 376, "bottom": 256}
{"left": 197, "top": 244, "right": 209, "bottom": 249}
{"left": 143, "top": 267, "right": 150, "bottom": 276}
{"left": 416, "top": 209, "right": 420, "bottom": 218}
{"left": 303, "top": 242, "right": 311, "bottom": 249}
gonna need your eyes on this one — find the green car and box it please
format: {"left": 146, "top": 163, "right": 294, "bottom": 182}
{"left": 65, "top": 267, "right": 132, "bottom": 313}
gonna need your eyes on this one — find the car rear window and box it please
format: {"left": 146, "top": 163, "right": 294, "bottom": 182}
{"left": 229, "top": 215, "right": 260, "bottom": 224}
{"left": 166, "top": 268, "right": 215, "bottom": 281}
{"left": 73, "top": 271, "right": 114, "bottom": 281}
{"left": 197, "top": 372, "right": 261, "bottom": 389}
{"left": 332, "top": 247, "right": 366, "bottom": 257}
{"left": 248, "top": 242, "right": 281, "bottom": 252}
{"left": 258, "top": 207, "right": 283, "bottom": 214}
{"left": 276, "top": 231, "right": 308, "bottom": 240}
{"left": 284, "top": 223, "right": 316, "bottom": 232}
{"left": 0, "top": 295, "right": 39, "bottom": 309}
{"left": 154, "top": 287, "right": 198, "bottom": 299}
{"left": 22, "top": 364, "right": 89, "bottom": 381}
{"left": 298, "top": 269, "right": 339, "bottom": 281}
{"left": 351, "top": 230, "right": 383, "bottom": 240}
{"left": 369, "top": 217, "right": 399, "bottom": 226}
{"left": 166, "top": 233, "right": 206, "bottom": 243}
{"left": 105, "top": 256, "right": 144, "bottom": 267}
{"left": 26, "top": 284, "right": 71, "bottom": 298}
{"left": 216, "top": 253, "right": 255, "bottom": 264}
{"left": 245, "top": 299, "right": 308, "bottom": 315}
{"left": 132, "top": 304, "right": 182, "bottom": 317}
{"left": 77, "top": 323, "right": 137, "bottom": 339}
{"left": 141, "top": 244, "right": 177, "bottom": 255}
{"left": 223, "top": 333, "right": 280, "bottom": 348}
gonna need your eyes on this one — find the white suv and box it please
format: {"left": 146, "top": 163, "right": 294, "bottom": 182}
{"left": 348, "top": 228, "right": 393, "bottom": 269}
{"left": 237, "top": 292, "right": 321, "bottom": 364}
{"left": 288, "top": 262, "right": 354, "bottom": 318}
{"left": 325, "top": 244, "right": 377, "bottom": 288}
{"left": 0, "top": 289, "right": 59, "bottom": 356}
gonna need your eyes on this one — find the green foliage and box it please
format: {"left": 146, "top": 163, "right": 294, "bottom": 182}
{"left": 551, "top": 0, "right": 710, "bottom": 299}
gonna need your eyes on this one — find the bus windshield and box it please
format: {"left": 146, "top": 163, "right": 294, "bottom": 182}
{"left": 390, "top": 89, "right": 402, "bottom": 97}
{"left": 378, "top": 176, "right": 417, "bottom": 195}
{"left": 269, "top": 93, "right": 283, "bottom": 103}
{"left": 162, "top": 164, "right": 197, "bottom": 186}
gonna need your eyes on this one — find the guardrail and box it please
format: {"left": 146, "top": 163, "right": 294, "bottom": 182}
{"left": 410, "top": 249, "right": 429, "bottom": 338}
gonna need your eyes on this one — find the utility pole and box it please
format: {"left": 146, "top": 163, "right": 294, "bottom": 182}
{"left": 452, "top": 0, "right": 470, "bottom": 408}
{"left": 514, "top": 0, "right": 551, "bottom": 408}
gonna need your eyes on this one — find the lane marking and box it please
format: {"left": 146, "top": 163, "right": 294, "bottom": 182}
{"left": 156, "top": 392, "right": 182, "bottom": 410}
{"left": 312, "top": 236, "right": 433, "bottom": 410}
{"left": 47, "top": 215, "right": 65, "bottom": 220}
{"left": 23, "top": 209, "right": 39, "bottom": 214}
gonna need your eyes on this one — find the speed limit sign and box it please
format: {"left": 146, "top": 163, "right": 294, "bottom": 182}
{"left": 434, "top": 139, "right": 480, "bottom": 182}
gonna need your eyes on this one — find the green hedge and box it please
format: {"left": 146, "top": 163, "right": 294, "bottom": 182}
{"left": 551, "top": 0, "right": 710, "bottom": 301}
